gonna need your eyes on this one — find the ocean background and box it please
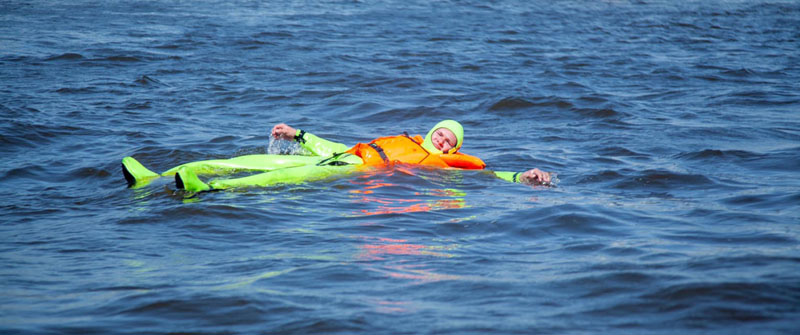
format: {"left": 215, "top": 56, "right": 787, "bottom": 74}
{"left": 1, "top": 0, "right": 799, "bottom": 333}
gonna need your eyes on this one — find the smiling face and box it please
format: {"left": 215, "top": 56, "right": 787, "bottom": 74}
{"left": 431, "top": 128, "right": 458, "bottom": 153}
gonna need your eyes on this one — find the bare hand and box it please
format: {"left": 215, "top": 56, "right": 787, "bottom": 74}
{"left": 520, "top": 168, "right": 551, "bottom": 185}
{"left": 271, "top": 123, "right": 296, "bottom": 140}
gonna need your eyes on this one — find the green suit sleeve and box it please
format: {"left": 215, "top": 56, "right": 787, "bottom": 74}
{"left": 493, "top": 171, "right": 525, "bottom": 183}
{"left": 294, "top": 129, "right": 350, "bottom": 157}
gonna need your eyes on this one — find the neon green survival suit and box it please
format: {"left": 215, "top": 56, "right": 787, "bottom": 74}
{"left": 121, "top": 120, "right": 538, "bottom": 192}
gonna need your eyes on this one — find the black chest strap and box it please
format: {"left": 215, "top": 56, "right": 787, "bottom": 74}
{"left": 369, "top": 143, "right": 390, "bottom": 163}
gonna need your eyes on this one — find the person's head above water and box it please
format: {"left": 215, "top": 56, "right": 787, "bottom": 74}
{"left": 421, "top": 120, "right": 464, "bottom": 154}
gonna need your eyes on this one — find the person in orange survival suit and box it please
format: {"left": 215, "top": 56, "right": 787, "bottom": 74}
{"left": 271, "top": 120, "right": 551, "bottom": 184}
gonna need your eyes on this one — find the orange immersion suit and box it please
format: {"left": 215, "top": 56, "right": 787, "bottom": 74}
{"left": 345, "top": 134, "right": 486, "bottom": 169}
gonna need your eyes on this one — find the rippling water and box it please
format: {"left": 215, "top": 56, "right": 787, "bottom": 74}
{"left": 2, "top": 0, "right": 799, "bottom": 334}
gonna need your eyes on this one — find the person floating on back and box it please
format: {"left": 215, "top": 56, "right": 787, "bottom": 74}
{"left": 122, "top": 120, "right": 552, "bottom": 192}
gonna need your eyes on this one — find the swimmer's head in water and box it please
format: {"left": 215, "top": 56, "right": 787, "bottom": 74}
{"left": 422, "top": 120, "right": 464, "bottom": 154}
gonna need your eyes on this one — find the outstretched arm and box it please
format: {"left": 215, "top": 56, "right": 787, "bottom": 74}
{"left": 494, "top": 168, "right": 552, "bottom": 186}
{"left": 271, "top": 123, "right": 297, "bottom": 140}
{"left": 271, "top": 123, "right": 350, "bottom": 157}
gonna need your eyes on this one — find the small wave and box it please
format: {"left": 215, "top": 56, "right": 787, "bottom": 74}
{"left": 209, "top": 135, "right": 238, "bottom": 143}
{"left": 58, "top": 248, "right": 106, "bottom": 254}
{"left": 0, "top": 121, "right": 84, "bottom": 151}
{"left": 562, "top": 81, "right": 589, "bottom": 89}
{"left": 672, "top": 21, "right": 703, "bottom": 30}
{"left": 299, "top": 71, "right": 345, "bottom": 78}
{"left": 505, "top": 205, "right": 620, "bottom": 238}
{"left": 577, "top": 170, "right": 624, "bottom": 185}
{"left": 1, "top": 55, "right": 35, "bottom": 63}
{"left": 0, "top": 104, "right": 15, "bottom": 117}
{"left": 612, "top": 169, "right": 714, "bottom": 190}
{"left": 721, "top": 194, "right": 771, "bottom": 207}
{"left": 160, "top": 37, "right": 206, "bottom": 49}
{"left": 563, "top": 62, "right": 591, "bottom": 70}
{"left": 89, "top": 285, "right": 152, "bottom": 292}
{"left": 731, "top": 90, "right": 770, "bottom": 98}
{"left": 114, "top": 295, "right": 269, "bottom": 323}
{"left": 741, "top": 148, "right": 800, "bottom": 172}
{"left": 428, "top": 36, "right": 460, "bottom": 42}
{"left": 117, "top": 216, "right": 164, "bottom": 225}
{"left": 1, "top": 165, "right": 49, "bottom": 182}
{"left": 722, "top": 68, "right": 758, "bottom": 77}
{"left": 661, "top": 229, "right": 794, "bottom": 245}
{"left": 489, "top": 97, "right": 574, "bottom": 111}
{"left": 273, "top": 318, "right": 370, "bottom": 334}
{"left": 587, "top": 279, "right": 797, "bottom": 328}
{"left": 134, "top": 75, "right": 167, "bottom": 86}
{"left": 104, "top": 56, "right": 141, "bottom": 62}
{"left": 0, "top": 134, "right": 39, "bottom": 151}
{"left": 67, "top": 167, "right": 112, "bottom": 180}
{"left": 562, "top": 242, "right": 605, "bottom": 253}
{"left": 44, "top": 53, "right": 84, "bottom": 61}
{"left": 486, "top": 38, "right": 526, "bottom": 44}
{"left": 153, "top": 44, "right": 181, "bottom": 49}
{"left": 695, "top": 74, "right": 722, "bottom": 82}
{"left": 578, "top": 95, "right": 610, "bottom": 104}
{"left": 674, "top": 36, "right": 714, "bottom": 44}
{"left": 170, "top": 205, "right": 271, "bottom": 223}
{"left": 350, "top": 107, "right": 430, "bottom": 123}
{"left": 642, "top": 280, "right": 798, "bottom": 312}
{"left": 717, "top": 90, "right": 798, "bottom": 106}
{"left": 635, "top": 89, "right": 687, "bottom": 101}
{"left": 254, "top": 31, "right": 294, "bottom": 38}
{"left": 598, "top": 146, "right": 647, "bottom": 158}
{"left": 56, "top": 86, "right": 99, "bottom": 94}
{"left": 354, "top": 76, "right": 423, "bottom": 89}
{"left": 674, "top": 149, "right": 761, "bottom": 161}
{"left": 546, "top": 212, "right": 618, "bottom": 236}
{"left": 571, "top": 107, "right": 621, "bottom": 119}
{"left": 124, "top": 101, "right": 152, "bottom": 110}
{"left": 234, "top": 39, "right": 277, "bottom": 47}
{"left": 694, "top": 64, "right": 728, "bottom": 71}
{"left": 566, "top": 271, "right": 659, "bottom": 298}
{"left": 721, "top": 191, "right": 800, "bottom": 212}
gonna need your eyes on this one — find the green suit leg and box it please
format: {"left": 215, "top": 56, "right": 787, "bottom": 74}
{"left": 208, "top": 164, "right": 358, "bottom": 190}
{"left": 162, "top": 154, "right": 325, "bottom": 176}
{"left": 178, "top": 153, "right": 364, "bottom": 192}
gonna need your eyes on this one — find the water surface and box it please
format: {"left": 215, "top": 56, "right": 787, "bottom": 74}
{"left": 1, "top": 0, "right": 799, "bottom": 334}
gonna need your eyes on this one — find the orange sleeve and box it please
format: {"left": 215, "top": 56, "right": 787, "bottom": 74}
{"left": 439, "top": 152, "right": 486, "bottom": 170}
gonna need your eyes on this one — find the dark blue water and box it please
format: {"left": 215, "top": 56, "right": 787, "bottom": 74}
{"left": 2, "top": 0, "right": 799, "bottom": 333}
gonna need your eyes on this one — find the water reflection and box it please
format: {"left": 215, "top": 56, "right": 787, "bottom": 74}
{"left": 348, "top": 168, "right": 468, "bottom": 216}
{"left": 354, "top": 235, "right": 461, "bottom": 284}
{"left": 346, "top": 169, "right": 467, "bottom": 289}
{"left": 357, "top": 237, "right": 456, "bottom": 260}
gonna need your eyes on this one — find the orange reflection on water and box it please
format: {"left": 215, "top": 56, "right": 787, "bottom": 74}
{"left": 374, "top": 264, "right": 462, "bottom": 282}
{"left": 348, "top": 178, "right": 397, "bottom": 195}
{"left": 349, "top": 169, "right": 467, "bottom": 216}
{"left": 346, "top": 169, "right": 467, "bottom": 287}
{"left": 355, "top": 236, "right": 461, "bottom": 284}
{"left": 358, "top": 237, "right": 454, "bottom": 261}
{"left": 357, "top": 198, "right": 464, "bottom": 216}
{"left": 373, "top": 299, "right": 412, "bottom": 314}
